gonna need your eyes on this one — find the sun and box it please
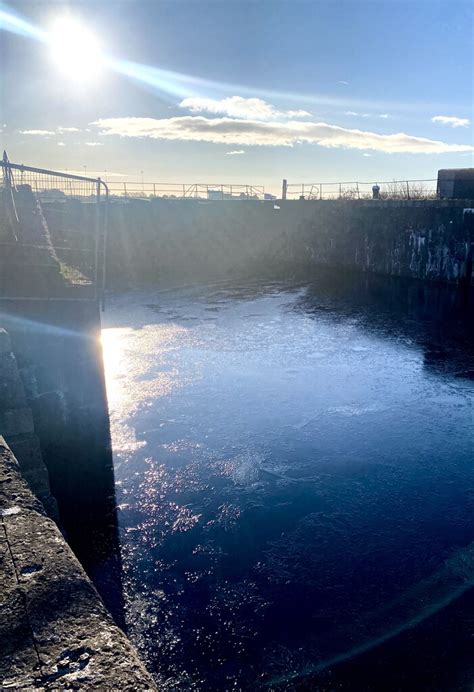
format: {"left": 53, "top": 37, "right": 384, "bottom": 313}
{"left": 48, "top": 17, "right": 104, "bottom": 84}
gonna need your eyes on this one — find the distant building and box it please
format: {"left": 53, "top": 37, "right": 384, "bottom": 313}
{"left": 208, "top": 189, "right": 224, "bottom": 200}
{"left": 437, "top": 168, "right": 474, "bottom": 199}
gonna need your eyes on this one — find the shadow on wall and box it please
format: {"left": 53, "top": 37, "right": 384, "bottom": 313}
{"left": 41, "top": 198, "right": 473, "bottom": 288}
{"left": 0, "top": 298, "right": 125, "bottom": 627}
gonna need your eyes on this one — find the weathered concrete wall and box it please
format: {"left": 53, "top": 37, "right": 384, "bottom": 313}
{"left": 290, "top": 200, "right": 474, "bottom": 285}
{"left": 0, "top": 438, "right": 157, "bottom": 690}
{"left": 0, "top": 299, "right": 123, "bottom": 623}
{"left": 0, "top": 328, "right": 58, "bottom": 521}
{"left": 43, "top": 197, "right": 473, "bottom": 288}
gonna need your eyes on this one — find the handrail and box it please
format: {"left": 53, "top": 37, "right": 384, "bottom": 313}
{"left": 287, "top": 178, "right": 437, "bottom": 186}
{"left": 283, "top": 178, "right": 438, "bottom": 200}
{"left": 105, "top": 181, "right": 265, "bottom": 200}
{"left": 0, "top": 160, "right": 103, "bottom": 185}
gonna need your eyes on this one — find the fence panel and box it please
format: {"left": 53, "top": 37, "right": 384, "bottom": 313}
{"left": 0, "top": 158, "right": 108, "bottom": 305}
{"left": 285, "top": 179, "right": 438, "bottom": 200}
{"left": 105, "top": 181, "right": 265, "bottom": 200}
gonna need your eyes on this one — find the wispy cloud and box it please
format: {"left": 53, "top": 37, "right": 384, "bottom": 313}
{"left": 179, "top": 96, "right": 310, "bottom": 121}
{"left": 345, "top": 111, "right": 369, "bottom": 117}
{"left": 226, "top": 149, "right": 245, "bottom": 155}
{"left": 345, "top": 111, "right": 391, "bottom": 119}
{"left": 57, "top": 142, "right": 66, "bottom": 147}
{"left": 20, "top": 126, "right": 81, "bottom": 136}
{"left": 338, "top": 80, "right": 349, "bottom": 85}
{"left": 432, "top": 115, "right": 470, "bottom": 128}
{"left": 93, "top": 115, "right": 473, "bottom": 154}
{"left": 85, "top": 141, "right": 104, "bottom": 146}
{"left": 20, "top": 129, "right": 55, "bottom": 136}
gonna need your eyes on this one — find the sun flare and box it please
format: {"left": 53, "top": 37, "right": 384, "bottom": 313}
{"left": 48, "top": 17, "right": 104, "bottom": 83}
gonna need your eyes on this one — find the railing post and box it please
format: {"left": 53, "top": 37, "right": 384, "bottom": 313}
{"left": 153, "top": 183, "right": 156, "bottom": 197}
{"left": 406, "top": 181, "right": 410, "bottom": 200}
{"left": 282, "top": 179, "right": 287, "bottom": 200}
{"left": 320, "top": 184, "right": 322, "bottom": 201}
{"left": 94, "top": 179, "right": 101, "bottom": 302}
{"left": 100, "top": 182, "right": 109, "bottom": 311}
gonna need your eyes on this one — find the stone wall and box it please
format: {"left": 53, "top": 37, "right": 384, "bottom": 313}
{"left": 41, "top": 197, "right": 473, "bottom": 288}
{"left": 0, "top": 328, "right": 58, "bottom": 520}
{"left": 0, "top": 299, "right": 123, "bottom": 622}
{"left": 0, "top": 438, "right": 157, "bottom": 690}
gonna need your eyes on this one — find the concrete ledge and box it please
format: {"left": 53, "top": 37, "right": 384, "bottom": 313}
{"left": 0, "top": 437, "right": 157, "bottom": 690}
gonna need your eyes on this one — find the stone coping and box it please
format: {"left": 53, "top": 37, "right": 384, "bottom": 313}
{"left": 0, "top": 437, "right": 157, "bottom": 691}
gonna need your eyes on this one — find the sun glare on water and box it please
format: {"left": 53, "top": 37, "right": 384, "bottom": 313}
{"left": 48, "top": 17, "right": 104, "bottom": 83}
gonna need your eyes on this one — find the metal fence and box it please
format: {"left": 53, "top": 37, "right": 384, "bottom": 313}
{"left": 0, "top": 157, "right": 109, "bottom": 305}
{"left": 105, "top": 181, "right": 265, "bottom": 200}
{"left": 284, "top": 179, "right": 438, "bottom": 201}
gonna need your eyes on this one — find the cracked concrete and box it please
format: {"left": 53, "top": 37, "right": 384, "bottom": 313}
{"left": 0, "top": 438, "right": 157, "bottom": 691}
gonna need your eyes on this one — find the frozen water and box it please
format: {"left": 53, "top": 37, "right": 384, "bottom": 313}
{"left": 103, "top": 275, "right": 474, "bottom": 690}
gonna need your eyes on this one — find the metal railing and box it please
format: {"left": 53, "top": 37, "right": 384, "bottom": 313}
{"left": 0, "top": 156, "right": 109, "bottom": 306}
{"left": 284, "top": 179, "right": 438, "bottom": 201}
{"left": 105, "top": 181, "right": 265, "bottom": 200}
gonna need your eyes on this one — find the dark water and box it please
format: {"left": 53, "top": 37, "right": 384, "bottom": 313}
{"left": 102, "top": 274, "right": 474, "bottom": 690}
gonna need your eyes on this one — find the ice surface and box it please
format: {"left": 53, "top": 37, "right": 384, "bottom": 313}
{"left": 103, "top": 277, "right": 474, "bottom": 689}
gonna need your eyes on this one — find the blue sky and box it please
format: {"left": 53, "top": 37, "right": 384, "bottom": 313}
{"left": 1, "top": 0, "right": 473, "bottom": 193}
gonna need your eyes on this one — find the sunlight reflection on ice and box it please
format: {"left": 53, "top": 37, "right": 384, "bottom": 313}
{"left": 102, "top": 322, "right": 192, "bottom": 457}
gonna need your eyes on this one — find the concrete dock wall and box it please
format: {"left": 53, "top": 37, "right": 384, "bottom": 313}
{"left": 0, "top": 299, "right": 123, "bottom": 622}
{"left": 0, "top": 328, "right": 58, "bottom": 521}
{"left": 0, "top": 438, "right": 157, "bottom": 690}
{"left": 41, "top": 197, "right": 473, "bottom": 288}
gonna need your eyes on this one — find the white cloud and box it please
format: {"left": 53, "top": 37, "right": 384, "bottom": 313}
{"left": 286, "top": 109, "right": 312, "bottom": 118}
{"left": 20, "top": 129, "right": 55, "bottom": 136}
{"left": 363, "top": 153, "right": 371, "bottom": 157}
{"left": 93, "top": 115, "right": 474, "bottom": 154}
{"left": 345, "top": 111, "right": 391, "bottom": 119}
{"left": 338, "top": 80, "right": 349, "bottom": 85}
{"left": 179, "top": 96, "right": 311, "bottom": 121}
{"left": 346, "top": 111, "right": 369, "bottom": 118}
{"left": 57, "top": 142, "right": 66, "bottom": 147}
{"left": 19, "top": 126, "right": 81, "bottom": 136}
{"left": 432, "top": 115, "right": 470, "bottom": 128}
{"left": 85, "top": 141, "right": 104, "bottom": 146}
{"left": 226, "top": 149, "right": 245, "bottom": 155}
